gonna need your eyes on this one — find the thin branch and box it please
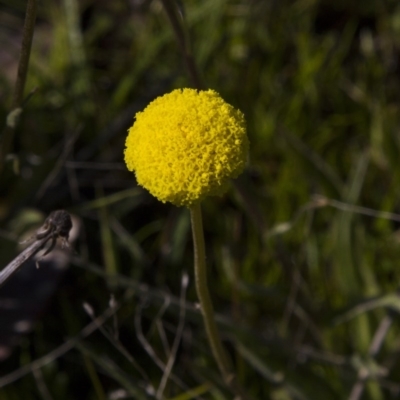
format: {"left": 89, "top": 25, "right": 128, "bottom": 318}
{"left": 82, "top": 300, "right": 153, "bottom": 388}
{"left": 33, "top": 368, "right": 53, "bottom": 400}
{"left": 0, "top": 300, "right": 121, "bottom": 387}
{"left": 134, "top": 299, "right": 187, "bottom": 391}
{"left": 156, "top": 273, "right": 188, "bottom": 399}
{"left": 348, "top": 315, "right": 393, "bottom": 400}
{"left": 0, "top": 0, "right": 37, "bottom": 171}
{"left": 313, "top": 195, "right": 400, "bottom": 223}
{"left": 35, "top": 127, "right": 82, "bottom": 200}
{"left": 135, "top": 301, "right": 168, "bottom": 372}
{"left": 160, "top": 0, "right": 204, "bottom": 90}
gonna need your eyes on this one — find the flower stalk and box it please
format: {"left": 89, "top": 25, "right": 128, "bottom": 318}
{"left": 190, "top": 204, "right": 250, "bottom": 399}
{"left": 190, "top": 203, "right": 232, "bottom": 380}
{"left": 124, "top": 87, "right": 249, "bottom": 396}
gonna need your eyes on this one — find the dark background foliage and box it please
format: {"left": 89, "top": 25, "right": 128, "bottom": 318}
{"left": 1, "top": 0, "right": 400, "bottom": 399}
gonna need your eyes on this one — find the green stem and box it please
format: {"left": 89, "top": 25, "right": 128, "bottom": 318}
{"left": 190, "top": 204, "right": 251, "bottom": 399}
{"left": 190, "top": 203, "right": 233, "bottom": 381}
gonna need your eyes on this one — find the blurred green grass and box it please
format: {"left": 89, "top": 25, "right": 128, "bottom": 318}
{"left": 1, "top": 0, "right": 400, "bottom": 398}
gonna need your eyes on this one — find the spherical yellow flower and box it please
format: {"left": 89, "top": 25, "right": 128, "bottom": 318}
{"left": 124, "top": 88, "right": 248, "bottom": 207}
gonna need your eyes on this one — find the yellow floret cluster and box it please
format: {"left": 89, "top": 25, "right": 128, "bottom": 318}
{"left": 124, "top": 88, "right": 248, "bottom": 207}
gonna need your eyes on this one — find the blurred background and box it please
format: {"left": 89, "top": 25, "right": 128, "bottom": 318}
{"left": 1, "top": 0, "right": 400, "bottom": 399}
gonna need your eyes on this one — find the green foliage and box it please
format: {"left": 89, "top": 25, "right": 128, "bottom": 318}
{"left": 2, "top": 0, "right": 400, "bottom": 398}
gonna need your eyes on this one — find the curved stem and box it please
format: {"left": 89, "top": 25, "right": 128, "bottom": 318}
{"left": 190, "top": 203, "right": 232, "bottom": 380}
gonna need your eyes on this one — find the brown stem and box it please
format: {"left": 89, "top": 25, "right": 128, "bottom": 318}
{"left": 160, "top": 0, "right": 204, "bottom": 90}
{"left": 0, "top": 0, "right": 37, "bottom": 172}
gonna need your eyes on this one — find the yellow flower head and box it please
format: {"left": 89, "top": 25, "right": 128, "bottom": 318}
{"left": 124, "top": 88, "right": 249, "bottom": 207}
